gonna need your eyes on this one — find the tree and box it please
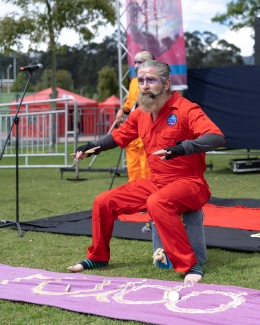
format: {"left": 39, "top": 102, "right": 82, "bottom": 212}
{"left": 10, "top": 71, "right": 34, "bottom": 92}
{"left": 204, "top": 39, "right": 244, "bottom": 67}
{"left": 184, "top": 31, "right": 244, "bottom": 69}
{"left": 34, "top": 69, "right": 74, "bottom": 91}
{"left": 211, "top": 0, "right": 259, "bottom": 34}
{"left": 185, "top": 31, "right": 207, "bottom": 68}
{"left": 32, "top": 32, "right": 126, "bottom": 98}
{"left": 0, "top": 51, "right": 32, "bottom": 81}
{"left": 97, "top": 66, "right": 118, "bottom": 101}
{"left": 0, "top": 0, "right": 116, "bottom": 102}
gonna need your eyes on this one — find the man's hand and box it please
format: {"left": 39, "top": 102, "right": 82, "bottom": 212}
{"left": 73, "top": 142, "right": 99, "bottom": 161}
{"left": 153, "top": 144, "right": 185, "bottom": 160}
{"left": 116, "top": 108, "right": 124, "bottom": 123}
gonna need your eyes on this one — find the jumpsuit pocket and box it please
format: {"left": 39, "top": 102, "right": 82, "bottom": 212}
{"left": 158, "top": 128, "right": 183, "bottom": 147}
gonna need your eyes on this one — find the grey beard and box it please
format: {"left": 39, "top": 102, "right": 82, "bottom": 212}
{"left": 137, "top": 91, "right": 170, "bottom": 115}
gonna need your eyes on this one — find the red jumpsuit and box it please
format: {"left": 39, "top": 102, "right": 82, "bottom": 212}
{"left": 87, "top": 92, "right": 224, "bottom": 273}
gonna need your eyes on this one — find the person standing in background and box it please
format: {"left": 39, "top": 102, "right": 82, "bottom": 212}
{"left": 116, "top": 50, "right": 154, "bottom": 181}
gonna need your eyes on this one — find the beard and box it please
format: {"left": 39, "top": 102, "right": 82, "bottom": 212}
{"left": 137, "top": 88, "right": 170, "bottom": 115}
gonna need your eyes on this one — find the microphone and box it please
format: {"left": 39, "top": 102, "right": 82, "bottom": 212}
{"left": 150, "top": 89, "right": 164, "bottom": 98}
{"left": 20, "top": 63, "right": 43, "bottom": 72}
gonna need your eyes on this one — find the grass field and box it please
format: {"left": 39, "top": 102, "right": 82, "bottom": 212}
{"left": 0, "top": 146, "right": 260, "bottom": 324}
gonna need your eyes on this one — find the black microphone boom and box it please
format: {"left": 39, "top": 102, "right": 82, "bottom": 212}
{"left": 20, "top": 63, "right": 43, "bottom": 72}
{"left": 150, "top": 89, "right": 164, "bottom": 98}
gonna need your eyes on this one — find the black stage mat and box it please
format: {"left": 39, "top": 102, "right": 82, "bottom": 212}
{"left": 207, "top": 197, "right": 260, "bottom": 208}
{"left": 2, "top": 197, "right": 260, "bottom": 252}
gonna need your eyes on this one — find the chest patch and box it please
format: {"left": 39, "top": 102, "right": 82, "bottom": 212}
{"left": 167, "top": 114, "right": 177, "bottom": 126}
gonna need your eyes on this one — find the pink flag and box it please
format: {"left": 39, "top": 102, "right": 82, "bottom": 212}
{"left": 126, "top": 0, "right": 187, "bottom": 89}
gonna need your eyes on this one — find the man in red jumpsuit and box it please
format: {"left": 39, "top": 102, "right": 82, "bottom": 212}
{"left": 68, "top": 60, "right": 225, "bottom": 283}
{"left": 116, "top": 50, "right": 207, "bottom": 269}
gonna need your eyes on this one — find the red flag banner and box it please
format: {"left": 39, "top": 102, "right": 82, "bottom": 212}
{"left": 126, "top": 0, "right": 187, "bottom": 89}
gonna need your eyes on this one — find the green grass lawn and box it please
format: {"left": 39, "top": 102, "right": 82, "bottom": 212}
{"left": 0, "top": 146, "right": 260, "bottom": 324}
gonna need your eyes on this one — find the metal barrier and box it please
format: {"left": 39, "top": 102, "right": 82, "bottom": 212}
{"left": 3, "top": 96, "right": 258, "bottom": 175}
{"left": 98, "top": 107, "right": 118, "bottom": 136}
{"left": 0, "top": 97, "right": 123, "bottom": 179}
{"left": 0, "top": 97, "right": 78, "bottom": 169}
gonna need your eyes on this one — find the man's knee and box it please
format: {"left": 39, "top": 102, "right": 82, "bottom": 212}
{"left": 146, "top": 193, "right": 167, "bottom": 213}
{"left": 93, "top": 190, "right": 111, "bottom": 206}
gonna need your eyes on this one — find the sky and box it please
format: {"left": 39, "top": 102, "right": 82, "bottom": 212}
{"left": 0, "top": 0, "right": 255, "bottom": 57}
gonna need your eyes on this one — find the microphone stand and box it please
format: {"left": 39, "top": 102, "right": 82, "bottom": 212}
{"left": 0, "top": 70, "right": 34, "bottom": 237}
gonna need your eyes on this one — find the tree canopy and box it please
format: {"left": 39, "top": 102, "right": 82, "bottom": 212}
{"left": 211, "top": 0, "right": 260, "bottom": 35}
{"left": 96, "top": 66, "right": 118, "bottom": 102}
{"left": 34, "top": 69, "right": 74, "bottom": 92}
{"left": 0, "top": 0, "right": 116, "bottom": 100}
{"left": 1, "top": 31, "right": 244, "bottom": 99}
{"left": 30, "top": 33, "right": 123, "bottom": 98}
{"left": 10, "top": 71, "right": 34, "bottom": 92}
{"left": 95, "top": 63, "right": 129, "bottom": 101}
{"left": 185, "top": 31, "right": 244, "bottom": 69}
{"left": 0, "top": 0, "right": 116, "bottom": 52}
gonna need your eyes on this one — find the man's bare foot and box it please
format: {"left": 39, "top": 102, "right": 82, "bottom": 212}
{"left": 68, "top": 264, "right": 84, "bottom": 272}
{"left": 184, "top": 273, "right": 202, "bottom": 284}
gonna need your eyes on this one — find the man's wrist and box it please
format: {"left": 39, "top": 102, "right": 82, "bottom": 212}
{"left": 164, "top": 144, "right": 185, "bottom": 160}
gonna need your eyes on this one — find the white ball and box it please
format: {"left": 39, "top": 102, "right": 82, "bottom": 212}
{"left": 168, "top": 290, "right": 180, "bottom": 302}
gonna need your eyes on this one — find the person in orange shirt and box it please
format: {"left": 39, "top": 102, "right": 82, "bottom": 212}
{"left": 68, "top": 60, "right": 225, "bottom": 283}
{"left": 116, "top": 50, "right": 153, "bottom": 181}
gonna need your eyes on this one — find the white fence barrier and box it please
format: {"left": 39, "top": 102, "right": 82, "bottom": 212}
{"left": 0, "top": 97, "right": 78, "bottom": 169}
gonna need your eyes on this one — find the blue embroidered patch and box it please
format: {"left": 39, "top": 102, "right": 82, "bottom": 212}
{"left": 167, "top": 114, "right": 177, "bottom": 126}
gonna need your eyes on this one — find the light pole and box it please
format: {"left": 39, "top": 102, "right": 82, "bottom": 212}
{"left": 13, "top": 55, "right": 17, "bottom": 80}
{"left": 7, "top": 64, "right": 12, "bottom": 93}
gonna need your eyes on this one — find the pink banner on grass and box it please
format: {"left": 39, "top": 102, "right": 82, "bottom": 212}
{"left": 126, "top": 0, "right": 187, "bottom": 89}
{"left": 1, "top": 264, "right": 260, "bottom": 324}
